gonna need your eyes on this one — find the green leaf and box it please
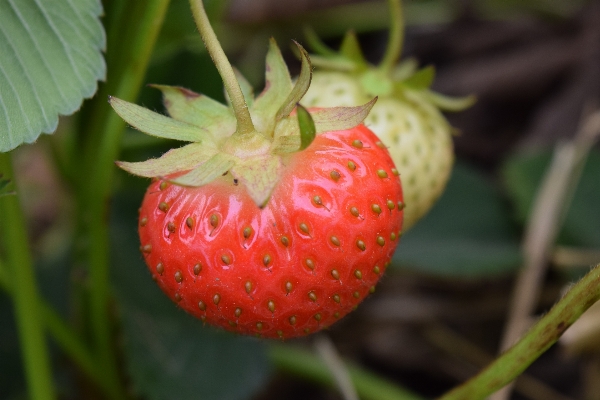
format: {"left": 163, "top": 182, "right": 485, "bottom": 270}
{"left": 502, "top": 149, "right": 600, "bottom": 248}
{"left": 116, "top": 143, "right": 218, "bottom": 178}
{"left": 0, "top": 0, "right": 105, "bottom": 152}
{"left": 231, "top": 155, "right": 283, "bottom": 207}
{"left": 275, "top": 42, "right": 312, "bottom": 121}
{"left": 170, "top": 152, "right": 236, "bottom": 186}
{"left": 151, "top": 85, "right": 236, "bottom": 140}
{"left": 296, "top": 105, "right": 316, "bottom": 150}
{"left": 110, "top": 195, "right": 272, "bottom": 400}
{"left": 109, "top": 96, "right": 214, "bottom": 143}
{"left": 311, "top": 98, "right": 377, "bottom": 134}
{"left": 251, "top": 38, "right": 293, "bottom": 134}
{"left": 393, "top": 162, "right": 521, "bottom": 278}
{"left": 401, "top": 65, "right": 435, "bottom": 90}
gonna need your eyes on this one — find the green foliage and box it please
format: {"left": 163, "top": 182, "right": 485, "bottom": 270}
{"left": 0, "top": 0, "right": 105, "bottom": 152}
{"left": 393, "top": 161, "right": 522, "bottom": 277}
{"left": 502, "top": 148, "right": 600, "bottom": 247}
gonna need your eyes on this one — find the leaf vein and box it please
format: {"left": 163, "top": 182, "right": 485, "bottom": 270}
{"left": 34, "top": 0, "right": 88, "bottom": 91}
{"left": 8, "top": 0, "right": 70, "bottom": 106}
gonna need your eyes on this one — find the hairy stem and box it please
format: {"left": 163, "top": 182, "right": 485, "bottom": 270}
{"left": 189, "top": 0, "right": 255, "bottom": 135}
{"left": 0, "top": 152, "right": 56, "bottom": 400}
{"left": 492, "top": 108, "right": 600, "bottom": 400}
{"left": 379, "top": 0, "right": 404, "bottom": 73}
{"left": 439, "top": 263, "right": 600, "bottom": 400}
{"left": 270, "top": 344, "right": 424, "bottom": 400}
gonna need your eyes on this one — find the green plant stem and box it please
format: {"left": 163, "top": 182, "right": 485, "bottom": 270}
{"left": 439, "top": 263, "right": 600, "bottom": 400}
{"left": 0, "top": 259, "right": 111, "bottom": 396}
{"left": 189, "top": 0, "right": 255, "bottom": 135}
{"left": 379, "top": 0, "right": 404, "bottom": 73}
{"left": 0, "top": 152, "right": 56, "bottom": 400}
{"left": 270, "top": 344, "right": 424, "bottom": 400}
{"left": 80, "top": 2, "right": 170, "bottom": 398}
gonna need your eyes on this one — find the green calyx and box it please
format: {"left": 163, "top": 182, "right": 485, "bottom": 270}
{"left": 111, "top": 1, "right": 375, "bottom": 207}
{"left": 302, "top": 0, "right": 475, "bottom": 110}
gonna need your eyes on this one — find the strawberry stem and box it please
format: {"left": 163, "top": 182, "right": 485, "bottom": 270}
{"left": 81, "top": 2, "right": 170, "bottom": 399}
{"left": 0, "top": 152, "right": 56, "bottom": 400}
{"left": 379, "top": 0, "right": 404, "bottom": 74}
{"left": 440, "top": 262, "right": 600, "bottom": 399}
{"left": 190, "top": 0, "right": 255, "bottom": 136}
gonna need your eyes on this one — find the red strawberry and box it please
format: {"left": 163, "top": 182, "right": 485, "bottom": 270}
{"left": 111, "top": 1, "right": 403, "bottom": 338}
{"left": 137, "top": 124, "right": 402, "bottom": 338}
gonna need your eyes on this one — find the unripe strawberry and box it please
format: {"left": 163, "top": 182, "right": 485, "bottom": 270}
{"left": 300, "top": 2, "right": 474, "bottom": 230}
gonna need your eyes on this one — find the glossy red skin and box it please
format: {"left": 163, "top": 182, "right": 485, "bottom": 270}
{"left": 138, "top": 124, "right": 403, "bottom": 339}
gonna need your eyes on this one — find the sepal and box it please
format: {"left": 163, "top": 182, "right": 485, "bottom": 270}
{"left": 271, "top": 117, "right": 301, "bottom": 154}
{"left": 116, "top": 143, "right": 217, "bottom": 178}
{"left": 392, "top": 58, "right": 418, "bottom": 80}
{"left": 252, "top": 38, "right": 293, "bottom": 133}
{"left": 311, "top": 97, "right": 377, "bottom": 133}
{"left": 401, "top": 65, "right": 435, "bottom": 90}
{"left": 303, "top": 26, "right": 364, "bottom": 72}
{"left": 150, "top": 85, "right": 236, "bottom": 141}
{"left": 296, "top": 104, "right": 316, "bottom": 150}
{"left": 109, "top": 96, "right": 214, "bottom": 143}
{"left": 425, "top": 91, "right": 477, "bottom": 112}
{"left": 302, "top": 26, "right": 337, "bottom": 57}
{"left": 231, "top": 155, "right": 283, "bottom": 208}
{"left": 339, "top": 30, "right": 367, "bottom": 68}
{"left": 275, "top": 42, "right": 312, "bottom": 121}
{"left": 170, "top": 153, "right": 237, "bottom": 186}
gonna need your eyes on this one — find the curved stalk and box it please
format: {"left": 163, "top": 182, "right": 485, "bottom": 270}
{"left": 379, "top": 0, "right": 404, "bottom": 74}
{"left": 270, "top": 344, "right": 424, "bottom": 400}
{"left": 189, "top": 0, "right": 255, "bottom": 135}
{"left": 0, "top": 152, "right": 56, "bottom": 400}
{"left": 440, "top": 263, "right": 600, "bottom": 400}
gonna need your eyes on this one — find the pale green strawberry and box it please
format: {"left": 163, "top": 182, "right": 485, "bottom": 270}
{"left": 300, "top": 12, "right": 474, "bottom": 231}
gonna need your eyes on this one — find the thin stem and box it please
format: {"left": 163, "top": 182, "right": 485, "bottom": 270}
{"left": 270, "top": 344, "right": 424, "bottom": 400}
{"left": 0, "top": 152, "right": 56, "bottom": 400}
{"left": 314, "top": 335, "right": 359, "bottom": 400}
{"left": 0, "top": 259, "right": 105, "bottom": 393}
{"left": 493, "top": 108, "right": 600, "bottom": 400}
{"left": 189, "top": 0, "right": 255, "bottom": 135}
{"left": 439, "top": 263, "right": 600, "bottom": 400}
{"left": 80, "top": 2, "right": 171, "bottom": 398}
{"left": 379, "top": 0, "right": 404, "bottom": 73}
{"left": 424, "top": 325, "right": 571, "bottom": 400}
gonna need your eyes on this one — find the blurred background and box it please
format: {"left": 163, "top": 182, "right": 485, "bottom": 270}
{"left": 2, "top": 0, "right": 600, "bottom": 399}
